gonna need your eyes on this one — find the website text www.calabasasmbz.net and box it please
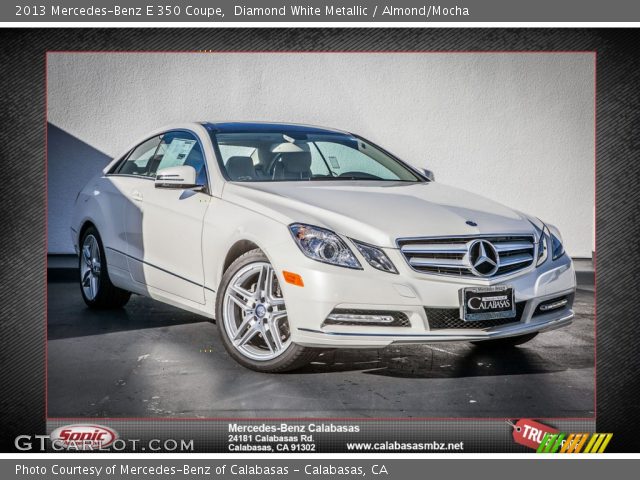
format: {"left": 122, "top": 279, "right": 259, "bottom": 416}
{"left": 347, "top": 441, "right": 464, "bottom": 452}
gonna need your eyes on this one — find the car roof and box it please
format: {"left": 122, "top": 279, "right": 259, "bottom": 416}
{"left": 201, "top": 121, "right": 350, "bottom": 135}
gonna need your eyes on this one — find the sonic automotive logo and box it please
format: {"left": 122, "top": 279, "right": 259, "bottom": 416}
{"left": 15, "top": 425, "right": 194, "bottom": 451}
{"left": 50, "top": 424, "right": 117, "bottom": 450}
{"left": 511, "top": 419, "right": 612, "bottom": 453}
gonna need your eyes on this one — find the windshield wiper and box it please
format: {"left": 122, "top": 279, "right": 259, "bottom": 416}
{"left": 309, "top": 176, "right": 374, "bottom": 181}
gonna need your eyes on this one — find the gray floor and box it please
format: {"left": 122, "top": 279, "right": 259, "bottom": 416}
{"left": 47, "top": 282, "right": 594, "bottom": 419}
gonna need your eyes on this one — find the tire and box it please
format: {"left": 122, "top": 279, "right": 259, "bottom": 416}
{"left": 471, "top": 332, "right": 538, "bottom": 348}
{"left": 215, "top": 248, "right": 318, "bottom": 373}
{"left": 79, "top": 226, "right": 131, "bottom": 309}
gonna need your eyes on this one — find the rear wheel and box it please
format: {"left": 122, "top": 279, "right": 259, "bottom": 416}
{"left": 471, "top": 332, "right": 538, "bottom": 348}
{"left": 79, "top": 227, "right": 131, "bottom": 309}
{"left": 216, "top": 249, "right": 317, "bottom": 372}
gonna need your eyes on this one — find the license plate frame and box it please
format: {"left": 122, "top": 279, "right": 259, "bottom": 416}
{"left": 460, "top": 285, "right": 516, "bottom": 322}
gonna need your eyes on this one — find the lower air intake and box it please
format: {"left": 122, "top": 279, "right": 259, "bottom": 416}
{"left": 426, "top": 302, "right": 527, "bottom": 330}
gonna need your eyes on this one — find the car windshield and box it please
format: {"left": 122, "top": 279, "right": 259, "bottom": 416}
{"left": 210, "top": 131, "right": 423, "bottom": 182}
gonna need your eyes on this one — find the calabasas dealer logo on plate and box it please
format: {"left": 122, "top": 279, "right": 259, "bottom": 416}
{"left": 50, "top": 424, "right": 118, "bottom": 450}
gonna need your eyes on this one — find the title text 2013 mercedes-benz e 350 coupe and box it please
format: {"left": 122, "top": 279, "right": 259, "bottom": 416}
{"left": 71, "top": 122, "right": 576, "bottom": 372}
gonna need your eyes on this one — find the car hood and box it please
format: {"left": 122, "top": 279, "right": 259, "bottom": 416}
{"left": 222, "top": 181, "right": 538, "bottom": 248}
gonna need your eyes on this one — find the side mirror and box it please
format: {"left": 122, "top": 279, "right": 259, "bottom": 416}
{"left": 422, "top": 168, "right": 435, "bottom": 182}
{"left": 155, "top": 166, "right": 203, "bottom": 190}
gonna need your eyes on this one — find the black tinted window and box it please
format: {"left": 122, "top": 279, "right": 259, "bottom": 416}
{"left": 117, "top": 136, "right": 162, "bottom": 176}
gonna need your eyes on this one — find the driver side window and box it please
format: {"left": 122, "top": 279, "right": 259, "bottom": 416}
{"left": 115, "top": 132, "right": 207, "bottom": 187}
{"left": 152, "top": 131, "right": 208, "bottom": 186}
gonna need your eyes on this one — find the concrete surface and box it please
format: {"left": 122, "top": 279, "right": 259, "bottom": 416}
{"left": 47, "top": 282, "right": 594, "bottom": 418}
{"left": 47, "top": 53, "right": 594, "bottom": 256}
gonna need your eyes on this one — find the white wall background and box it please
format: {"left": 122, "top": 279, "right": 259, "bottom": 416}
{"left": 48, "top": 53, "right": 594, "bottom": 256}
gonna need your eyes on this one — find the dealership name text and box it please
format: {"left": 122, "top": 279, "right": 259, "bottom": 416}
{"left": 229, "top": 422, "right": 360, "bottom": 433}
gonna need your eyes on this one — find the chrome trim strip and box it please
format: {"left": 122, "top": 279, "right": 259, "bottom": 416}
{"left": 298, "top": 327, "right": 485, "bottom": 338}
{"left": 400, "top": 243, "right": 467, "bottom": 254}
{"left": 105, "top": 246, "right": 215, "bottom": 292}
{"left": 105, "top": 174, "right": 155, "bottom": 181}
{"left": 396, "top": 233, "right": 538, "bottom": 243}
{"left": 408, "top": 257, "right": 470, "bottom": 268}
{"left": 498, "top": 253, "right": 534, "bottom": 267}
{"left": 494, "top": 241, "right": 534, "bottom": 252}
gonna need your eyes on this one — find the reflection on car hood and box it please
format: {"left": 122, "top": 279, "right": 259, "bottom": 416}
{"left": 222, "top": 180, "right": 536, "bottom": 248}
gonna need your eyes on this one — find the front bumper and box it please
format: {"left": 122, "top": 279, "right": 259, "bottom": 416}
{"left": 270, "top": 242, "right": 576, "bottom": 348}
{"left": 295, "top": 303, "right": 574, "bottom": 347}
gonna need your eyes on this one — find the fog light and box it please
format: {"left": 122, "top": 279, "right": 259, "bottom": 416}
{"left": 327, "top": 313, "right": 396, "bottom": 324}
{"left": 323, "top": 309, "right": 411, "bottom": 327}
{"left": 539, "top": 298, "right": 568, "bottom": 312}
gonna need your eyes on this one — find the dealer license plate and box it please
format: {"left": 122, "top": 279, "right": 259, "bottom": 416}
{"left": 461, "top": 285, "right": 515, "bottom": 321}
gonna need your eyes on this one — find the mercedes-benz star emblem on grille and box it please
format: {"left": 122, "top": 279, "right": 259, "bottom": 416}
{"left": 468, "top": 239, "right": 500, "bottom": 277}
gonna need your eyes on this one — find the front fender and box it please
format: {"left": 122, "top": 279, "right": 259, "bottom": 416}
{"left": 202, "top": 199, "right": 294, "bottom": 292}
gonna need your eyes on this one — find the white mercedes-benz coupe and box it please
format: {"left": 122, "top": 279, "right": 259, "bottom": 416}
{"left": 71, "top": 122, "right": 576, "bottom": 372}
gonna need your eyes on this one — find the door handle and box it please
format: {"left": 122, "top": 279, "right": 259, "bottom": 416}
{"left": 131, "top": 190, "right": 143, "bottom": 202}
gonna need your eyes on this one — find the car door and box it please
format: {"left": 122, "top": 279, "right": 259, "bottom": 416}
{"left": 103, "top": 135, "right": 163, "bottom": 288}
{"left": 122, "top": 130, "right": 210, "bottom": 304}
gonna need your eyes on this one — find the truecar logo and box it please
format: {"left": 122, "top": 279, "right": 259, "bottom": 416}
{"left": 536, "top": 432, "right": 613, "bottom": 454}
{"left": 510, "top": 419, "right": 612, "bottom": 453}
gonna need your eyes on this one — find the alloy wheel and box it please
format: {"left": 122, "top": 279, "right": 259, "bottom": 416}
{"left": 222, "top": 262, "right": 291, "bottom": 361}
{"left": 80, "top": 234, "right": 101, "bottom": 300}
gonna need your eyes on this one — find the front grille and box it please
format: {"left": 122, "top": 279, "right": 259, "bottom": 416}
{"left": 425, "top": 301, "right": 527, "bottom": 330}
{"left": 323, "top": 309, "right": 411, "bottom": 327}
{"left": 398, "top": 235, "right": 536, "bottom": 278}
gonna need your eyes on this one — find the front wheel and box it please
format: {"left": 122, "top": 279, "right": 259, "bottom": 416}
{"left": 215, "top": 249, "right": 317, "bottom": 372}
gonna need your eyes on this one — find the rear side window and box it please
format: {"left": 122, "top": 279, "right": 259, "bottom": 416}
{"left": 116, "top": 136, "right": 162, "bottom": 176}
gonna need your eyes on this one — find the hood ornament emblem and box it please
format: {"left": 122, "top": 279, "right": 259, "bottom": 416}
{"left": 466, "top": 220, "right": 478, "bottom": 227}
{"left": 468, "top": 239, "right": 499, "bottom": 277}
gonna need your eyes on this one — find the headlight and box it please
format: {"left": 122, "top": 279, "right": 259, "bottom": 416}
{"left": 352, "top": 240, "right": 398, "bottom": 274}
{"left": 289, "top": 223, "right": 362, "bottom": 269}
{"left": 536, "top": 226, "right": 549, "bottom": 266}
{"left": 536, "top": 224, "right": 565, "bottom": 266}
{"left": 550, "top": 230, "right": 565, "bottom": 260}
